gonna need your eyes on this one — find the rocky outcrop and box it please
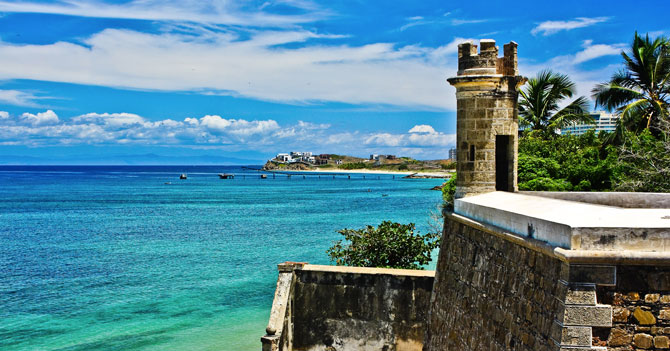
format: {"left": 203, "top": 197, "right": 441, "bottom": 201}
{"left": 262, "top": 161, "right": 313, "bottom": 171}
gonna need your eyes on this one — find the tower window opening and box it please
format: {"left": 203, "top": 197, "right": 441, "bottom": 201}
{"left": 469, "top": 145, "right": 475, "bottom": 162}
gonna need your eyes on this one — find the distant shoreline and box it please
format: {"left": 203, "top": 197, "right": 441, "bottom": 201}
{"left": 272, "top": 168, "right": 453, "bottom": 178}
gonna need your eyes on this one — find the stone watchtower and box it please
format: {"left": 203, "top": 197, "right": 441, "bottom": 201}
{"left": 447, "top": 39, "right": 526, "bottom": 198}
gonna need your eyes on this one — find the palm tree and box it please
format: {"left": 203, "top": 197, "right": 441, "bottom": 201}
{"left": 518, "top": 70, "right": 593, "bottom": 135}
{"left": 592, "top": 32, "right": 670, "bottom": 138}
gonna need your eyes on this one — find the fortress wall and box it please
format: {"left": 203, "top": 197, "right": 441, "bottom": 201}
{"left": 424, "top": 213, "right": 569, "bottom": 351}
{"left": 262, "top": 264, "right": 434, "bottom": 351}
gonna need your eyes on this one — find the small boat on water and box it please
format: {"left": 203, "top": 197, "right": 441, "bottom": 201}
{"left": 219, "top": 173, "right": 235, "bottom": 179}
{"left": 179, "top": 174, "right": 187, "bottom": 180}
{"left": 260, "top": 174, "right": 268, "bottom": 179}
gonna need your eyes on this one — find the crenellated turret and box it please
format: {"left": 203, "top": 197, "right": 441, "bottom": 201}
{"left": 448, "top": 39, "right": 526, "bottom": 198}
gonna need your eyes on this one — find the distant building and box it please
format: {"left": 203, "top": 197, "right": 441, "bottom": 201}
{"left": 448, "top": 148, "right": 457, "bottom": 161}
{"left": 386, "top": 155, "right": 396, "bottom": 160}
{"left": 370, "top": 154, "right": 379, "bottom": 161}
{"left": 276, "top": 153, "right": 291, "bottom": 162}
{"left": 561, "top": 111, "right": 618, "bottom": 136}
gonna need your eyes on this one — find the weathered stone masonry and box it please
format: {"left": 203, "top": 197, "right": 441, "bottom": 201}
{"left": 424, "top": 214, "right": 566, "bottom": 351}
{"left": 448, "top": 40, "right": 525, "bottom": 198}
{"left": 423, "top": 213, "right": 623, "bottom": 351}
{"left": 262, "top": 264, "right": 434, "bottom": 351}
{"left": 598, "top": 266, "right": 670, "bottom": 350}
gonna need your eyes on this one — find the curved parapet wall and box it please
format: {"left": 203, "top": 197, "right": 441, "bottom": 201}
{"left": 262, "top": 264, "right": 435, "bottom": 351}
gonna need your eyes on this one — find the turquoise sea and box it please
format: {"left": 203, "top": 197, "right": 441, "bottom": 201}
{"left": 0, "top": 166, "right": 444, "bottom": 351}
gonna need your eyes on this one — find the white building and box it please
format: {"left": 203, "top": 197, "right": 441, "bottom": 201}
{"left": 276, "top": 151, "right": 317, "bottom": 164}
{"left": 561, "top": 111, "right": 619, "bottom": 136}
{"left": 276, "top": 153, "right": 291, "bottom": 162}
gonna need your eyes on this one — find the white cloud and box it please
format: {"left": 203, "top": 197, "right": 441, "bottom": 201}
{"left": 450, "top": 18, "right": 488, "bottom": 26}
{"left": 0, "top": 28, "right": 458, "bottom": 110}
{"left": 531, "top": 17, "right": 609, "bottom": 36}
{"left": 365, "top": 124, "right": 454, "bottom": 148}
{"left": 0, "top": 89, "right": 43, "bottom": 107}
{"left": 573, "top": 40, "right": 625, "bottom": 63}
{"left": 408, "top": 124, "right": 436, "bottom": 134}
{"left": 21, "top": 110, "right": 59, "bottom": 126}
{"left": 399, "top": 14, "right": 488, "bottom": 32}
{"left": 0, "top": 111, "right": 8, "bottom": 119}
{"left": 0, "top": 0, "right": 322, "bottom": 27}
{"left": 73, "top": 112, "right": 146, "bottom": 127}
{"left": 366, "top": 133, "right": 404, "bottom": 147}
{"left": 0, "top": 110, "right": 455, "bottom": 158}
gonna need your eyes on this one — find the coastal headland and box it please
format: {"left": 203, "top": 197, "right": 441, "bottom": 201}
{"left": 262, "top": 152, "right": 454, "bottom": 179}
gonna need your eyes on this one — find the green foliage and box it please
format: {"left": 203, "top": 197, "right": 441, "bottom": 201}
{"left": 326, "top": 221, "right": 441, "bottom": 270}
{"left": 441, "top": 175, "right": 457, "bottom": 210}
{"left": 398, "top": 164, "right": 409, "bottom": 170}
{"left": 317, "top": 164, "right": 333, "bottom": 168}
{"left": 338, "top": 162, "right": 367, "bottom": 169}
{"left": 519, "top": 177, "right": 573, "bottom": 191}
{"left": 441, "top": 162, "right": 456, "bottom": 170}
{"left": 592, "top": 32, "right": 670, "bottom": 140}
{"left": 519, "top": 70, "right": 593, "bottom": 135}
{"left": 517, "top": 131, "right": 620, "bottom": 191}
{"left": 616, "top": 126, "right": 670, "bottom": 192}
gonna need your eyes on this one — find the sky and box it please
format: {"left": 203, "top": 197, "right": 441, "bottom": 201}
{"left": 0, "top": 0, "right": 668, "bottom": 164}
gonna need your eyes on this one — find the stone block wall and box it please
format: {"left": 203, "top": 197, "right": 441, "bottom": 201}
{"left": 423, "top": 214, "right": 568, "bottom": 351}
{"left": 596, "top": 266, "right": 670, "bottom": 350}
{"left": 424, "top": 213, "right": 623, "bottom": 351}
{"left": 262, "top": 264, "right": 435, "bottom": 351}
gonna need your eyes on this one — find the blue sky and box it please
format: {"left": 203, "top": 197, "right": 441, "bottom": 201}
{"left": 0, "top": 0, "right": 668, "bottom": 164}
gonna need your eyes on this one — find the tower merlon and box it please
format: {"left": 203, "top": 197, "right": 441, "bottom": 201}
{"left": 454, "top": 39, "right": 519, "bottom": 77}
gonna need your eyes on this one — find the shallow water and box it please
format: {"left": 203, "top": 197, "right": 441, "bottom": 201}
{"left": 0, "top": 166, "right": 444, "bottom": 351}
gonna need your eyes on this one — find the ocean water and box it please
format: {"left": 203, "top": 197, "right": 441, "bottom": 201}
{"left": 0, "top": 166, "right": 444, "bottom": 351}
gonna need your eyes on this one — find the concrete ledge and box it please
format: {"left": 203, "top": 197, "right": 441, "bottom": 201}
{"left": 447, "top": 212, "right": 670, "bottom": 266}
{"left": 301, "top": 264, "right": 435, "bottom": 278}
{"left": 455, "top": 191, "right": 670, "bottom": 251}
{"left": 554, "top": 248, "right": 670, "bottom": 266}
{"left": 522, "top": 191, "right": 670, "bottom": 209}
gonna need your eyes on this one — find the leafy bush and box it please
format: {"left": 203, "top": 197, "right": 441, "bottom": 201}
{"left": 326, "top": 221, "right": 440, "bottom": 270}
{"left": 441, "top": 162, "right": 456, "bottom": 170}
{"left": 517, "top": 131, "right": 619, "bottom": 191}
{"left": 339, "top": 162, "right": 367, "bottom": 170}
{"left": 616, "top": 126, "right": 670, "bottom": 192}
{"left": 398, "top": 164, "right": 409, "bottom": 170}
{"left": 519, "top": 177, "right": 573, "bottom": 191}
{"left": 441, "top": 175, "right": 457, "bottom": 210}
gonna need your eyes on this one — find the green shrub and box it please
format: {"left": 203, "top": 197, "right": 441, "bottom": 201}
{"left": 339, "top": 162, "right": 367, "bottom": 170}
{"left": 441, "top": 175, "right": 457, "bottom": 210}
{"left": 519, "top": 177, "right": 573, "bottom": 191}
{"left": 326, "top": 221, "right": 440, "bottom": 270}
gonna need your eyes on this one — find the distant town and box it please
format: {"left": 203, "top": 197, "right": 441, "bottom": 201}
{"left": 264, "top": 151, "right": 454, "bottom": 174}
{"left": 272, "top": 152, "right": 402, "bottom": 166}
